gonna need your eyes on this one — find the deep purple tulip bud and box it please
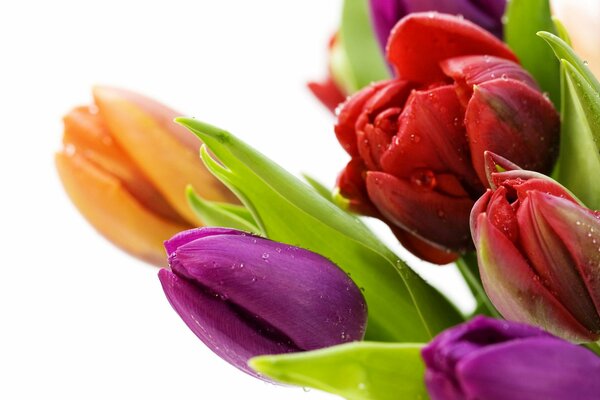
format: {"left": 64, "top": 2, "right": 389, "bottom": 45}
{"left": 158, "top": 227, "right": 367, "bottom": 377}
{"left": 471, "top": 153, "right": 600, "bottom": 342}
{"left": 423, "top": 316, "right": 600, "bottom": 400}
{"left": 369, "top": 0, "right": 506, "bottom": 55}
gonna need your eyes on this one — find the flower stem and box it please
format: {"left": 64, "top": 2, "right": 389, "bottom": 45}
{"left": 456, "top": 252, "right": 501, "bottom": 318}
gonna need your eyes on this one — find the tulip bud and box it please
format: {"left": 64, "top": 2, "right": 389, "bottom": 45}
{"left": 422, "top": 316, "right": 600, "bottom": 400}
{"left": 158, "top": 227, "right": 368, "bottom": 378}
{"left": 334, "top": 14, "right": 559, "bottom": 263}
{"left": 471, "top": 153, "right": 600, "bottom": 342}
{"left": 56, "top": 87, "right": 237, "bottom": 266}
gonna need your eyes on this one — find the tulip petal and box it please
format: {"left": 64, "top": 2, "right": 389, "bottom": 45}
{"left": 171, "top": 234, "right": 367, "bottom": 351}
{"left": 387, "top": 13, "right": 516, "bottom": 84}
{"left": 355, "top": 80, "right": 413, "bottom": 170}
{"left": 482, "top": 151, "right": 522, "bottom": 189}
{"left": 335, "top": 81, "right": 389, "bottom": 157}
{"left": 93, "top": 86, "right": 237, "bottom": 225}
{"left": 55, "top": 151, "right": 191, "bottom": 266}
{"left": 336, "top": 158, "right": 381, "bottom": 217}
{"left": 62, "top": 105, "right": 185, "bottom": 224}
{"left": 367, "top": 171, "right": 473, "bottom": 252}
{"left": 380, "top": 85, "right": 480, "bottom": 193}
{"left": 475, "top": 213, "right": 595, "bottom": 341}
{"left": 158, "top": 269, "right": 299, "bottom": 378}
{"left": 390, "top": 226, "right": 458, "bottom": 265}
{"left": 516, "top": 193, "right": 600, "bottom": 333}
{"left": 465, "top": 79, "right": 559, "bottom": 184}
{"left": 441, "top": 55, "right": 539, "bottom": 106}
{"left": 307, "top": 78, "right": 347, "bottom": 114}
{"left": 164, "top": 227, "right": 246, "bottom": 257}
{"left": 458, "top": 338, "right": 600, "bottom": 400}
{"left": 531, "top": 193, "right": 600, "bottom": 327}
{"left": 422, "top": 316, "right": 550, "bottom": 400}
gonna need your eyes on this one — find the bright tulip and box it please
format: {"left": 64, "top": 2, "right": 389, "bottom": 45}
{"left": 335, "top": 13, "right": 559, "bottom": 264}
{"left": 422, "top": 316, "right": 600, "bottom": 400}
{"left": 471, "top": 152, "right": 600, "bottom": 342}
{"left": 56, "top": 87, "right": 237, "bottom": 266}
{"left": 158, "top": 227, "right": 368, "bottom": 378}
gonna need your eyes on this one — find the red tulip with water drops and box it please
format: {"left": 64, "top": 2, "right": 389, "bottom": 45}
{"left": 334, "top": 13, "right": 559, "bottom": 264}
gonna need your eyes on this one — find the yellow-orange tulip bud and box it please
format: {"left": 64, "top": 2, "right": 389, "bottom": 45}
{"left": 56, "top": 86, "right": 236, "bottom": 266}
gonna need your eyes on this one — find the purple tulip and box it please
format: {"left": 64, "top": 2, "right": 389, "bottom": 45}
{"left": 369, "top": 0, "right": 506, "bottom": 54}
{"left": 422, "top": 316, "right": 600, "bottom": 400}
{"left": 158, "top": 227, "right": 367, "bottom": 377}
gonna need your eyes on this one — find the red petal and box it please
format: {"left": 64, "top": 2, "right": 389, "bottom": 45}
{"left": 466, "top": 79, "right": 559, "bottom": 185}
{"left": 335, "top": 159, "right": 380, "bottom": 217}
{"left": 380, "top": 85, "right": 480, "bottom": 193}
{"left": 387, "top": 13, "right": 517, "bottom": 84}
{"left": 483, "top": 151, "right": 522, "bottom": 189}
{"left": 487, "top": 187, "right": 520, "bottom": 244}
{"left": 355, "top": 80, "right": 413, "bottom": 170}
{"left": 307, "top": 78, "right": 346, "bottom": 114}
{"left": 390, "top": 226, "right": 458, "bottom": 265}
{"left": 524, "top": 192, "right": 600, "bottom": 332}
{"left": 475, "top": 213, "right": 596, "bottom": 342}
{"left": 335, "top": 82, "right": 388, "bottom": 157}
{"left": 441, "top": 55, "right": 539, "bottom": 107}
{"left": 366, "top": 171, "right": 474, "bottom": 252}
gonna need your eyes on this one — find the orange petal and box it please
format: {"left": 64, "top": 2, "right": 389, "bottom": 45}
{"left": 56, "top": 150, "right": 192, "bottom": 266}
{"left": 92, "top": 86, "right": 237, "bottom": 225}
{"left": 63, "top": 105, "right": 185, "bottom": 224}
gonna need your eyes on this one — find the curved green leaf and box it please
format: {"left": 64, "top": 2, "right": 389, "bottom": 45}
{"left": 339, "top": 0, "right": 389, "bottom": 92}
{"left": 504, "top": 0, "right": 560, "bottom": 106}
{"left": 186, "top": 186, "right": 259, "bottom": 232}
{"left": 177, "top": 117, "right": 463, "bottom": 342}
{"left": 539, "top": 32, "right": 600, "bottom": 209}
{"left": 250, "top": 342, "right": 428, "bottom": 400}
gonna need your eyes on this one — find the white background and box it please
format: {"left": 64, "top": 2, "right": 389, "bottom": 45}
{"left": 11, "top": 0, "right": 600, "bottom": 398}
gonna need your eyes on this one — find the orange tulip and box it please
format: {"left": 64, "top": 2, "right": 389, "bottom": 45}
{"left": 56, "top": 86, "right": 237, "bottom": 266}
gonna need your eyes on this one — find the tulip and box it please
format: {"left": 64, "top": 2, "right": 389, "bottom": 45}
{"left": 158, "top": 227, "right": 368, "bottom": 378}
{"left": 56, "top": 87, "right": 237, "bottom": 266}
{"left": 471, "top": 152, "right": 600, "bottom": 342}
{"left": 422, "top": 316, "right": 600, "bottom": 400}
{"left": 369, "top": 0, "right": 506, "bottom": 54}
{"left": 334, "top": 13, "right": 559, "bottom": 264}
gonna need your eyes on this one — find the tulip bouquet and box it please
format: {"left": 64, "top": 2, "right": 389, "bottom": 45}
{"left": 57, "top": 0, "right": 600, "bottom": 399}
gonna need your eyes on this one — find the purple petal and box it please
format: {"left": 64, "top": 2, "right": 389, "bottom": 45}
{"left": 459, "top": 337, "right": 600, "bottom": 400}
{"left": 164, "top": 227, "right": 249, "bottom": 257}
{"left": 369, "top": 0, "right": 406, "bottom": 54}
{"left": 158, "top": 269, "right": 298, "bottom": 377}
{"left": 169, "top": 233, "right": 367, "bottom": 351}
{"left": 423, "top": 316, "right": 550, "bottom": 400}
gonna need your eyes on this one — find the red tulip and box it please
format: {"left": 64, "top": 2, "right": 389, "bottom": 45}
{"left": 334, "top": 13, "right": 559, "bottom": 263}
{"left": 471, "top": 153, "right": 600, "bottom": 342}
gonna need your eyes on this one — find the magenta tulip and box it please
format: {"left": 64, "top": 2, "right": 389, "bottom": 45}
{"left": 158, "top": 228, "right": 367, "bottom": 377}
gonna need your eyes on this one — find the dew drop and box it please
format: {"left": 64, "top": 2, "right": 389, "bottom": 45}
{"left": 501, "top": 73, "right": 508, "bottom": 81}
{"left": 410, "top": 169, "right": 436, "bottom": 189}
{"left": 583, "top": 60, "right": 589, "bottom": 66}
{"left": 262, "top": 252, "right": 270, "bottom": 260}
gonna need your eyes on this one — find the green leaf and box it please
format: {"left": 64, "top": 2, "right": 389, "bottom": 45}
{"left": 186, "top": 186, "right": 260, "bottom": 233}
{"left": 302, "top": 173, "right": 334, "bottom": 202}
{"left": 338, "top": 0, "right": 389, "bottom": 92}
{"left": 551, "top": 17, "right": 572, "bottom": 45}
{"left": 504, "top": 0, "right": 560, "bottom": 106}
{"left": 539, "top": 32, "right": 600, "bottom": 209}
{"left": 538, "top": 32, "right": 600, "bottom": 94}
{"left": 250, "top": 342, "right": 428, "bottom": 400}
{"left": 177, "top": 117, "right": 463, "bottom": 343}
